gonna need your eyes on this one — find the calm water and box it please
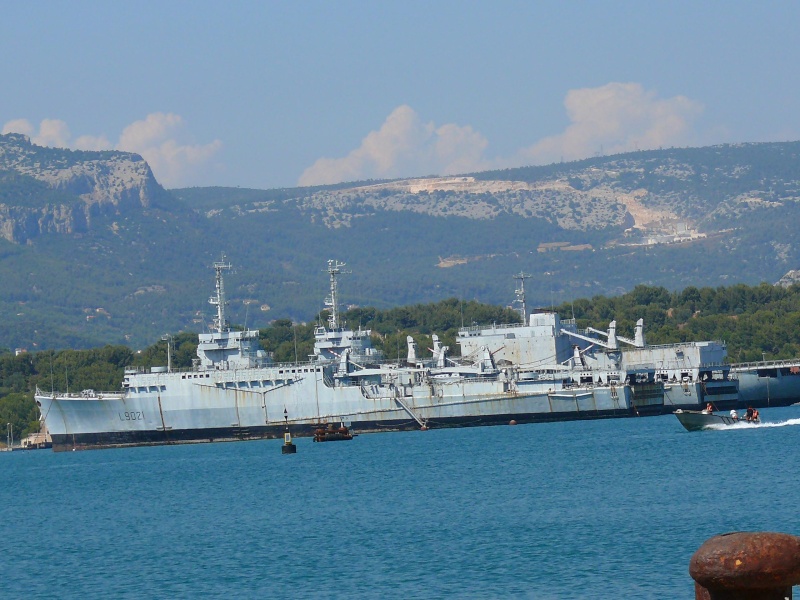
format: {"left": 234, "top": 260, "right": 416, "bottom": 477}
{"left": 3, "top": 407, "right": 800, "bottom": 599}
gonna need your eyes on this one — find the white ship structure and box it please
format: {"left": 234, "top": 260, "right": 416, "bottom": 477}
{"left": 37, "top": 258, "right": 662, "bottom": 452}
{"left": 39, "top": 257, "right": 793, "bottom": 452}
{"left": 460, "top": 273, "right": 796, "bottom": 412}
{"left": 579, "top": 319, "right": 738, "bottom": 412}
{"left": 456, "top": 272, "right": 738, "bottom": 415}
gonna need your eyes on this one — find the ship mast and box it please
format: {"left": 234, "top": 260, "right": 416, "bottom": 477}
{"left": 325, "top": 259, "right": 350, "bottom": 330}
{"left": 209, "top": 256, "right": 233, "bottom": 333}
{"left": 513, "top": 272, "right": 531, "bottom": 323}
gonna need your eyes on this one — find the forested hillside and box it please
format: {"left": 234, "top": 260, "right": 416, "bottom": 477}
{"left": 559, "top": 282, "right": 800, "bottom": 363}
{"left": 2, "top": 134, "right": 800, "bottom": 351}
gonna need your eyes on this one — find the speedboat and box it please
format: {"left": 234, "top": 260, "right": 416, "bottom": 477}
{"left": 674, "top": 409, "right": 760, "bottom": 432}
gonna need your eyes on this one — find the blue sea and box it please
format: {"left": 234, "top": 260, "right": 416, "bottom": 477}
{"left": 3, "top": 407, "right": 800, "bottom": 599}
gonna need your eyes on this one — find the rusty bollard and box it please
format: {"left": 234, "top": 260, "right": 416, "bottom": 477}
{"left": 690, "top": 532, "right": 800, "bottom": 600}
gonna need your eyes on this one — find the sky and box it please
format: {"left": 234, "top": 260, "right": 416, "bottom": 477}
{"left": 2, "top": 1, "right": 798, "bottom": 189}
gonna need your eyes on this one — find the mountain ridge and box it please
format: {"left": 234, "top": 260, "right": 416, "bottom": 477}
{"left": 1, "top": 133, "right": 800, "bottom": 350}
{"left": 0, "top": 133, "right": 171, "bottom": 243}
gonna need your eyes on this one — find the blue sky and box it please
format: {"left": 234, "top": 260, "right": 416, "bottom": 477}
{"left": 2, "top": 1, "right": 798, "bottom": 189}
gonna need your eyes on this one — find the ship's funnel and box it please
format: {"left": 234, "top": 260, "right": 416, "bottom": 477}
{"left": 339, "top": 348, "right": 351, "bottom": 374}
{"left": 607, "top": 321, "right": 618, "bottom": 350}
{"left": 438, "top": 345, "right": 449, "bottom": 368}
{"left": 478, "top": 346, "right": 496, "bottom": 372}
{"left": 431, "top": 334, "right": 449, "bottom": 367}
{"left": 634, "top": 318, "right": 645, "bottom": 348}
{"left": 573, "top": 345, "right": 584, "bottom": 368}
{"left": 407, "top": 336, "right": 417, "bottom": 363}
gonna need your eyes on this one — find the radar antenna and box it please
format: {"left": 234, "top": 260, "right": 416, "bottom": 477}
{"left": 209, "top": 255, "right": 233, "bottom": 333}
{"left": 324, "top": 259, "right": 351, "bottom": 330}
{"left": 513, "top": 272, "right": 531, "bottom": 323}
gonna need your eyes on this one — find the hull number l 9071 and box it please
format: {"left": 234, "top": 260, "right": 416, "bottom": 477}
{"left": 119, "top": 411, "right": 144, "bottom": 421}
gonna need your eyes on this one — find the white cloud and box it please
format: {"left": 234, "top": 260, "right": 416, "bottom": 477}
{"left": 2, "top": 118, "right": 35, "bottom": 137}
{"left": 34, "top": 119, "right": 72, "bottom": 148}
{"left": 3, "top": 118, "right": 72, "bottom": 147}
{"left": 516, "top": 82, "right": 704, "bottom": 165}
{"left": 2, "top": 113, "right": 222, "bottom": 187}
{"left": 298, "top": 105, "right": 490, "bottom": 186}
{"left": 299, "top": 83, "right": 704, "bottom": 185}
{"left": 74, "top": 134, "right": 113, "bottom": 151}
{"left": 115, "top": 113, "right": 222, "bottom": 187}
{"left": 118, "top": 113, "right": 185, "bottom": 149}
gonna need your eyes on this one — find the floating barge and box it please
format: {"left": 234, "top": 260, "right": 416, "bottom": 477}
{"left": 313, "top": 424, "right": 354, "bottom": 442}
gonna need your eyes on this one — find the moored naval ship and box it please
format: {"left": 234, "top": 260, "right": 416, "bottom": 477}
{"left": 458, "top": 274, "right": 736, "bottom": 415}
{"left": 731, "top": 359, "right": 800, "bottom": 407}
{"left": 36, "top": 258, "right": 653, "bottom": 451}
{"left": 576, "top": 319, "right": 738, "bottom": 412}
{"left": 619, "top": 333, "right": 738, "bottom": 411}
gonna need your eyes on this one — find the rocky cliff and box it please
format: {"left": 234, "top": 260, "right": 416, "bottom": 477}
{"left": 0, "top": 133, "right": 168, "bottom": 243}
{"left": 290, "top": 176, "right": 632, "bottom": 230}
{"left": 223, "top": 142, "right": 800, "bottom": 241}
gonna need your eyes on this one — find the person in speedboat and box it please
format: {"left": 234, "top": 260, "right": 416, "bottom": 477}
{"left": 703, "top": 403, "right": 713, "bottom": 414}
{"left": 730, "top": 409, "right": 738, "bottom": 421}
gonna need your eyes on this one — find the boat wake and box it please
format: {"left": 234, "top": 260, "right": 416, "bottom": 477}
{"left": 709, "top": 418, "right": 800, "bottom": 431}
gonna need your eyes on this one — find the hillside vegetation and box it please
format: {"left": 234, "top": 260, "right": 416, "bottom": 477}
{"left": 2, "top": 134, "right": 800, "bottom": 350}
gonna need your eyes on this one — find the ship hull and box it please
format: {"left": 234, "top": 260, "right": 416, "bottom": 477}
{"left": 37, "top": 374, "right": 636, "bottom": 451}
{"left": 47, "top": 408, "right": 635, "bottom": 452}
{"left": 661, "top": 380, "right": 739, "bottom": 412}
{"left": 733, "top": 363, "right": 800, "bottom": 407}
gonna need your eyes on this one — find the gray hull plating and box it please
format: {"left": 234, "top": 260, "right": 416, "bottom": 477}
{"left": 37, "top": 373, "right": 634, "bottom": 451}
{"left": 733, "top": 361, "right": 800, "bottom": 407}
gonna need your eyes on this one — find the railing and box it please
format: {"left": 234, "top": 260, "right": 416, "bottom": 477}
{"left": 458, "top": 322, "right": 524, "bottom": 334}
{"left": 730, "top": 357, "right": 800, "bottom": 369}
{"left": 622, "top": 360, "right": 730, "bottom": 370}
{"left": 35, "top": 387, "right": 125, "bottom": 399}
{"left": 124, "top": 358, "right": 324, "bottom": 376}
{"left": 621, "top": 340, "right": 726, "bottom": 351}
{"left": 457, "top": 316, "right": 574, "bottom": 335}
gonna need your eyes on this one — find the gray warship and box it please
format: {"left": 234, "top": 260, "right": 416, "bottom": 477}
{"left": 36, "top": 259, "right": 657, "bottom": 451}
{"left": 456, "top": 274, "right": 736, "bottom": 415}
{"left": 730, "top": 359, "right": 800, "bottom": 407}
